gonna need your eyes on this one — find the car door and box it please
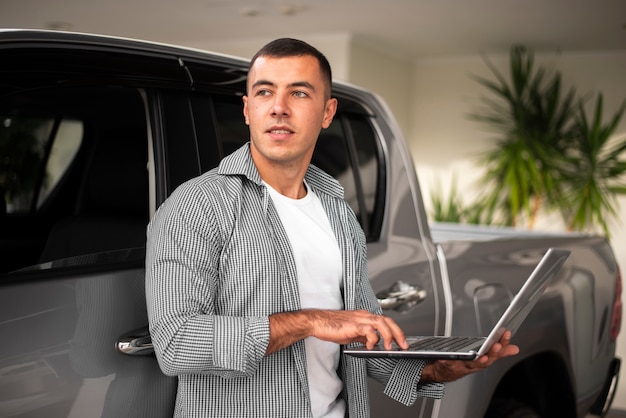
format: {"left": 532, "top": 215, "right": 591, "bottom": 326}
{"left": 0, "top": 83, "right": 179, "bottom": 417}
{"left": 0, "top": 37, "right": 188, "bottom": 418}
{"left": 336, "top": 89, "right": 444, "bottom": 418}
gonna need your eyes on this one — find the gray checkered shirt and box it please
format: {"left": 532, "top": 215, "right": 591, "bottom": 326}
{"left": 146, "top": 144, "right": 444, "bottom": 417}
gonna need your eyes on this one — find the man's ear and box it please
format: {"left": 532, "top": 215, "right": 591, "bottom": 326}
{"left": 322, "top": 98, "right": 338, "bottom": 129}
{"left": 242, "top": 95, "right": 249, "bottom": 125}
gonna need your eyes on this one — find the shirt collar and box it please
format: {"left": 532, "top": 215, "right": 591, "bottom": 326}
{"left": 218, "top": 142, "right": 345, "bottom": 199}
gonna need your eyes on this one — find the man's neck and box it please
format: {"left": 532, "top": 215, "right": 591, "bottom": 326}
{"left": 251, "top": 150, "right": 310, "bottom": 199}
{"left": 262, "top": 171, "right": 308, "bottom": 199}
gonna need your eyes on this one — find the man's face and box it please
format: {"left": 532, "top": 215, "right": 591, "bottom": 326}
{"left": 243, "top": 54, "right": 337, "bottom": 172}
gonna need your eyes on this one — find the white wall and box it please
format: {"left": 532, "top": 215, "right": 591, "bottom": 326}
{"left": 409, "top": 50, "right": 626, "bottom": 409}
{"left": 347, "top": 41, "right": 413, "bottom": 136}
{"left": 184, "top": 33, "right": 353, "bottom": 80}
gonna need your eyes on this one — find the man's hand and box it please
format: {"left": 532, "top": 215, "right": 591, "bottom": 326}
{"left": 266, "top": 309, "right": 408, "bottom": 355}
{"left": 307, "top": 309, "right": 409, "bottom": 350}
{"left": 420, "top": 331, "right": 520, "bottom": 383}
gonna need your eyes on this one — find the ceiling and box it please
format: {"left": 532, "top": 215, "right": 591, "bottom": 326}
{"left": 2, "top": 0, "right": 626, "bottom": 60}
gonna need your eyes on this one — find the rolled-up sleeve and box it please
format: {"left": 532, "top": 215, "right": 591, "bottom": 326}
{"left": 382, "top": 359, "right": 445, "bottom": 404}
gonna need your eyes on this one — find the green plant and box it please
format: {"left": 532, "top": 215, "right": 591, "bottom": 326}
{"left": 429, "top": 176, "right": 464, "bottom": 223}
{"left": 559, "top": 94, "right": 626, "bottom": 235}
{"left": 429, "top": 175, "right": 498, "bottom": 225}
{"left": 468, "top": 45, "right": 626, "bottom": 236}
{"left": 469, "top": 45, "right": 577, "bottom": 228}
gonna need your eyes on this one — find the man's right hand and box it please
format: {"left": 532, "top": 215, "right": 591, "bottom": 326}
{"left": 266, "top": 309, "right": 408, "bottom": 355}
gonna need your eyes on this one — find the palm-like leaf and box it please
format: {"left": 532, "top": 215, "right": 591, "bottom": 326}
{"left": 560, "top": 94, "right": 626, "bottom": 235}
{"left": 429, "top": 175, "right": 499, "bottom": 225}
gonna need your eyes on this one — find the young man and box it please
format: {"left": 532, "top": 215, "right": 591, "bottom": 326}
{"left": 146, "top": 38, "right": 518, "bottom": 418}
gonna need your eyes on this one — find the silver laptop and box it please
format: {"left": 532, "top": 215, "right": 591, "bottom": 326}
{"left": 344, "top": 247, "right": 570, "bottom": 360}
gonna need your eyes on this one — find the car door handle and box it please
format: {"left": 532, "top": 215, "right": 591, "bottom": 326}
{"left": 376, "top": 281, "right": 427, "bottom": 310}
{"left": 116, "top": 326, "right": 154, "bottom": 356}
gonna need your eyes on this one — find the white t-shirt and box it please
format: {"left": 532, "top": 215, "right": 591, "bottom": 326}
{"left": 265, "top": 181, "right": 345, "bottom": 418}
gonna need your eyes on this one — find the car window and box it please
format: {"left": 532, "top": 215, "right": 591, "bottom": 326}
{"left": 0, "top": 85, "right": 149, "bottom": 275}
{"left": 213, "top": 97, "right": 249, "bottom": 157}
{"left": 312, "top": 117, "right": 358, "bottom": 209}
{"left": 39, "top": 120, "right": 83, "bottom": 208}
{"left": 313, "top": 113, "right": 383, "bottom": 240}
{"left": 0, "top": 115, "right": 82, "bottom": 214}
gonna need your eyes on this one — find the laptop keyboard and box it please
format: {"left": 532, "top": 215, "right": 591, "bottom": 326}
{"left": 406, "top": 336, "right": 485, "bottom": 352}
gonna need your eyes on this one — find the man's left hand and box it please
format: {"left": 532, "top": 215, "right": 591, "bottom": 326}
{"left": 420, "top": 331, "right": 520, "bottom": 383}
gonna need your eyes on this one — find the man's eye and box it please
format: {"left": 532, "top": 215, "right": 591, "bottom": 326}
{"left": 256, "top": 89, "right": 271, "bottom": 96}
{"left": 293, "top": 91, "right": 308, "bottom": 98}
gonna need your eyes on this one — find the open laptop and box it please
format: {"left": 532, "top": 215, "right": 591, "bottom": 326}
{"left": 344, "top": 247, "right": 570, "bottom": 360}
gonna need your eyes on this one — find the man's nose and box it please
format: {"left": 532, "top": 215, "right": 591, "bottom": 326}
{"left": 271, "top": 94, "right": 289, "bottom": 117}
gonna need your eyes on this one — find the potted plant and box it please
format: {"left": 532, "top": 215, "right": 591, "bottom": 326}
{"left": 469, "top": 45, "right": 626, "bottom": 236}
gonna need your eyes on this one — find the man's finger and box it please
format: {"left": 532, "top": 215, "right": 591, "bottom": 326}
{"left": 366, "top": 315, "right": 406, "bottom": 350}
{"left": 382, "top": 316, "right": 408, "bottom": 349}
{"left": 362, "top": 325, "right": 381, "bottom": 349}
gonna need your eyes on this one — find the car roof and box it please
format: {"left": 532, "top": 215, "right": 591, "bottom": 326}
{"left": 0, "top": 29, "right": 371, "bottom": 95}
{"left": 0, "top": 29, "right": 377, "bottom": 117}
{"left": 0, "top": 28, "right": 250, "bottom": 66}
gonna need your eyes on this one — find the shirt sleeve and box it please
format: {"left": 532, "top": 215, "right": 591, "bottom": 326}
{"left": 382, "top": 359, "right": 445, "bottom": 404}
{"left": 145, "top": 181, "right": 270, "bottom": 378}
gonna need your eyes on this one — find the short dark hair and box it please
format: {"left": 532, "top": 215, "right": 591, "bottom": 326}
{"left": 249, "top": 38, "right": 333, "bottom": 98}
